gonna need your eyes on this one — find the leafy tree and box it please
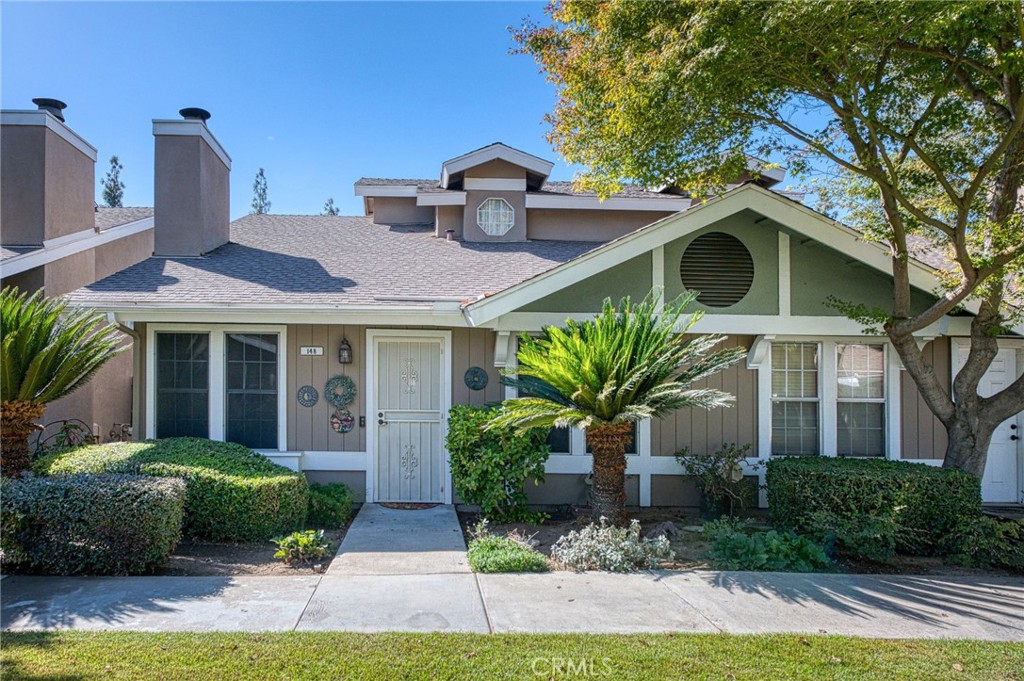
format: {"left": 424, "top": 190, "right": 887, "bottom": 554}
{"left": 101, "top": 155, "right": 125, "bottom": 208}
{"left": 251, "top": 168, "right": 270, "bottom": 215}
{"left": 491, "top": 292, "right": 744, "bottom": 525}
{"left": 322, "top": 198, "right": 340, "bottom": 216}
{"left": 517, "top": 1, "right": 1024, "bottom": 477}
{"left": 0, "top": 288, "right": 125, "bottom": 477}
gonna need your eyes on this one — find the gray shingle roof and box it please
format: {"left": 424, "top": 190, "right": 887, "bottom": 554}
{"left": 95, "top": 207, "right": 154, "bottom": 231}
{"left": 68, "top": 215, "right": 601, "bottom": 307}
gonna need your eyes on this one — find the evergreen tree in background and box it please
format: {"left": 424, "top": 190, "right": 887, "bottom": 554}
{"left": 101, "top": 156, "right": 125, "bottom": 208}
{"left": 322, "top": 198, "right": 340, "bottom": 216}
{"left": 251, "top": 168, "right": 270, "bottom": 215}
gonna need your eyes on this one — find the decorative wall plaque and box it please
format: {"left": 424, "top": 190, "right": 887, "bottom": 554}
{"left": 464, "top": 366, "right": 488, "bottom": 391}
{"left": 297, "top": 385, "right": 319, "bottom": 407}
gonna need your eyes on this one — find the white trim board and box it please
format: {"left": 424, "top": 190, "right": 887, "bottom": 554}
{"left": 417, "top": 191, "right": 466, "bottom": 206}
{"left": 524, "top": 193, "right": 690, "bottom": 212}
{"left": 1, "top": 109, "right": 98, "bottom": 160}
{"left": 0, "top": 217, "right": 154, "bottom": 278}
{"left": 441, "top": 143, "right": 553, "bottom": 189}
{"left": 464, "top": 183, "right": 943, "bottom": 326}
{"left": 365, "top": 328, "right": 453, "bottom": 504}
{"left": 354, "top": 184, "right": 419, "bottom": 198}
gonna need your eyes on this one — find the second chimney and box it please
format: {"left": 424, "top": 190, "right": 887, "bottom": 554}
{"left": 153, "top": 107, "right": 231, "bottom": 257}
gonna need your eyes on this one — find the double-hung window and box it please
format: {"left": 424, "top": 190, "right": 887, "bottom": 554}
{"left": 770, "top": 342, "right": 820, "bottom": 455}
{"left": 835, "top": 343, "right": 886, "bottom": 457}
{"left": 226, "top": 333, "right": 280, "bottom": 449}
{"left": 156, "top": 332, "right": 210, "bottom": 438}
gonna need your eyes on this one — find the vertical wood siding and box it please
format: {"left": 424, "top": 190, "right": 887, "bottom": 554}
{"left": 900, "top": 338, "right": 950, "bottom": 459}
{"left": 651, "top": 335, "right": 758, "bottom": 456}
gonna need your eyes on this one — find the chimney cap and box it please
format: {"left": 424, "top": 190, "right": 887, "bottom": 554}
{"left": 179, "top": 107, "right": 211, "bottom": 122}
{"left": 32, "top": 98, "right": 67, "bottom": 122}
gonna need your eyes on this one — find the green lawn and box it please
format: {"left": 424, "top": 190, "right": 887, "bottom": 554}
{"left": 3, "top": 632, "right": 1021, "bottom": 680}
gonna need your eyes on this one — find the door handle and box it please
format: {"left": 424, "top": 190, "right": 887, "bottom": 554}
{"left": 378, "top": 419, "right": 388, "bottom": 426}
{"left": 1011, "top": 434, "right": 1019, "bottom": 441}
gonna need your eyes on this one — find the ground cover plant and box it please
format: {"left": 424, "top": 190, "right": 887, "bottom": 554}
{"left": 466, "top": 521, "right": 550, "bottom": 573}
{"left": 551, "top": 517, "right": 674, "bottom": 572}
{"left": 272, "top": 530, "right": 333, "bottom": 566}
{"left": 703, "top": 518, "right": 833, "bottom": 573}
{"left": 36, "top": 438, "right": 308, "bottom": 542}
{"left": 3, "top": 632, "right": 1021, "bottom": 681}
{"left": 1, "top": 474, "right": 185, "bottom": 575}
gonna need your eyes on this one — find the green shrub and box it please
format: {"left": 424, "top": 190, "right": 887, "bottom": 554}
{"left": 467, "top": 524, "right": 550, "bottom": 573}
{"left": 675, "top": 443, "right": 758, "bottom": 517}
{"left": 273, "top": 530, "right": 334, "bottom": 566}
{"left": 945, "top": 515, "right": 1024, "bottom": 571}
{"left": 1, "top": 474, "right": 185, "bottom": 575}
{"left": 551, "top": 518, "right": 674, "bottom": 572}
{"left": 703, "top": 518, "right": 832, "bottom": 572}
{"left": 767, "top": 457, "right": 980, "bottom": 558}
{"left": 37, "top": 438, "right": 308, "bottom": 542}
{"left": 306, "top": 483, "right": 353, "bottom": 529}
{"left": 446, "top": 405, "right": 549, "bottom": 523}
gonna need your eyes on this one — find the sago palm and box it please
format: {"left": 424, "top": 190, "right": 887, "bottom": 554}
{"left": 0, "top": 287, "right": 125, "bottom": 477}
{"left": 491, "top": 291, "right": 745, "bottom": 525}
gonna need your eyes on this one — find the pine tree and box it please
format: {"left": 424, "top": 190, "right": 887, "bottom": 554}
{"left": 322, "top": 198, "right": 339, "bottom": 216}
{"left": 251, "top": 168, "right": 270, "bottom": 215}
{"left": 101, "top": 156, "right": 125, "bottom": 208}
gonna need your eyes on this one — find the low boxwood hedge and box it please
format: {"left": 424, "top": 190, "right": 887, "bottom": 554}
{"left": 36, "top": 438, "right": 308, "bottom": 542}
{"left": 1, "top": 474, "right": 186, "bottom": 575}
{"left": 306, "top": 482, "right": 353, "bottom": 529}
{"left": 766, "top": 457, "right": 981, "bottom": 559}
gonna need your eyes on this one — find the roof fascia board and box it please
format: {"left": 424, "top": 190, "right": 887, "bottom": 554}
{"left": 354, "top": 184, "right": 420, "bottom": 198}
{"left": 1, "top": 110, "right": 98, "bottom": 161}
{"left": 441, "top": 144, "right": 554, "bottom": 189}
{"left": 465, "top": 184, "right": 941, "bottom": 325}
{"left": 416, "top": 191, "right": 467, "bottom": 206}
{"left": 152, "top": 120, "right": 232, "bottom": 169}
{"left": 0, "top": 217, "right": 154, "bottom": 278}
{"left": 94, "top": 306, "right": 470, "bottom": 327}
{"left": 525, "top": 193, "right": 691, "bottom": 211}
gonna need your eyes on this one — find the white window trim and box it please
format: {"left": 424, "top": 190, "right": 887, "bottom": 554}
{"left": 506, "top": 335, "right": 654, "bottom": 506}
{"left": 476, "top": 197, "right": 515, "bottom": 236}
{"left": 754, "top": 337, "right": 902, "bottom": 463}
{"left": 145, "top": 324, "right": 288, "bottom": 452}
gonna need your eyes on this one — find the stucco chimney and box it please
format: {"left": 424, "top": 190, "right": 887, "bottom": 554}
{"left": 1, "top": 98, "right": 97, "bottom": 247}
{"left": 153, "top": 107, "right": 231, "bottom": 256}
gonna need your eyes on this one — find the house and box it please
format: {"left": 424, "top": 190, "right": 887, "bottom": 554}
{"left": 0, "top": 99, "right": 154, "bottom": 441}
{"left": 64, "top": 108, "right": 1023, "bottom": 506}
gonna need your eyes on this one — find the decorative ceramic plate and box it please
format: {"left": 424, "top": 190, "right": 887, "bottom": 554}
{"left": 297, "top": 385, "right": 319, "bottom": 408}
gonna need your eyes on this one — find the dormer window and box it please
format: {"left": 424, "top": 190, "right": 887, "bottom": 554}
{"left": 477, "top": 197, "right": 515, "bottom": 236}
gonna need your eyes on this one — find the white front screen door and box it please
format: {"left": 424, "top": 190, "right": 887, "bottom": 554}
{"left": 374, "top": 338, "right": 445, "bottom": 503}
{"left": 958, "top": 346, "right": 1021, "bottom": 503}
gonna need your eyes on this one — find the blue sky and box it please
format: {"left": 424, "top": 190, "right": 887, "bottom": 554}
{"left": 2, "top": 1, "right": 572, "bottom": 218}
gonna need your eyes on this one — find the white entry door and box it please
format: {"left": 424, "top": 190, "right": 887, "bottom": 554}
{"left": 957, "top": 345, "right": 1022, "bottom": 502}
{"left": 372, "top": 336, "right": 446, "bottom": 503}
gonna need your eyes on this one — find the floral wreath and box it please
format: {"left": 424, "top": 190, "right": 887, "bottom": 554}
{"left": 331, "top": 409, "right": 355, "bottom": 434}
{"left": 324, "top": 375, "right": 357, "bottom": 410}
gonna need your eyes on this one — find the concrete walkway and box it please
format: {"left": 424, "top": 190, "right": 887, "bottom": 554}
{"left": 3, "top": 504, "right": 1022, "bottom": 640}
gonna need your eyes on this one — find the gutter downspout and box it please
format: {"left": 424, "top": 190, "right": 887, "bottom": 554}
{"left": 109, "top": 313, "right": 141, "bottom": 439}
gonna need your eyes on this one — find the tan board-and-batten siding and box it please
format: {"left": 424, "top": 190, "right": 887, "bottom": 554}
{"left": 900, "top": 338, "right": 950, "bottom": 459}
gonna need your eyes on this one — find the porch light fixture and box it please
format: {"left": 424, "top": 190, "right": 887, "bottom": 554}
{"left": 338, "top": 338, "right": 353, "bottom": 364}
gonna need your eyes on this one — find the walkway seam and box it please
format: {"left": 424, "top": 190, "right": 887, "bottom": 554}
{"left": 292, "top": 573, "right": 325, "bottom": 631}
{"left": 651, "top": 572, "right": 726, "bottom": 634}
{"left": 474, "top": 574, "right": 495, "bottom": 634}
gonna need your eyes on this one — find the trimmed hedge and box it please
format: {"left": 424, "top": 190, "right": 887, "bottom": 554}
{"left": 1, "top": 474, "right": 185, "bottom": 575}
{"left": 37, "top": 438, "right": 308, "bottom": 542}
{"left": 306, "top": 483, "right": 353, "bottom": 529}
{"left": 767, "top": 457, "right": 981, "bottom": 558}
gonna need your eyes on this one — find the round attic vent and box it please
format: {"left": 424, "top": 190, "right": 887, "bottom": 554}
{"left": 679, "top": 232, "right": 754, "bottom": 307}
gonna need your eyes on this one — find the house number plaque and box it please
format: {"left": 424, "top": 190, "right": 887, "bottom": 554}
{"left": 299, "top": 346, "right": 324, "bottom": 356}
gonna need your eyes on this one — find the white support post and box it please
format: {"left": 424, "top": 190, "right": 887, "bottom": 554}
{"left": 652, "top": 245, "right": 665, "bottom": 313}
{"left": 778, "top": 232, "right": 791, "bottom": 316}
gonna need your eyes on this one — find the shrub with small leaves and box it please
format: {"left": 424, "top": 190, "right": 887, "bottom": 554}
{"left": 703, "top": 518, "right": 832, "bottom": 572}
{"left": 551, "top": 518, "right": 674, "bottom": 572}
{"left": 307, "top": 483, "right": 353, "bottom": 529}
{"left": 273, "top": 530, "right": 333, "bottom": 566}
{"left": 945, "top": 515, "right": 1024, "bottom": 571}
{"left": 1, "top": 473, "right": 185, "bottom": 575}
{"left": 37, "top": 438, "right": 308, "bottom": 542}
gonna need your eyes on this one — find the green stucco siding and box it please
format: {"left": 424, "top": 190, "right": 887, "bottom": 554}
{"left": 663, "top": 213, "right": 779, "bottom": 315}
{"left": 521, "top": 254, "right": 653, "bottom": 313}
{"left": 789, "top": 238, "right": 936, "bottom": 315}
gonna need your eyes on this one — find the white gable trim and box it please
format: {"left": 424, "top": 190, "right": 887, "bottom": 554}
{"left": 524, "top": 193, "right": 691, "bottom": 212}
{"left": 463, "top": 184, "right": 941, "bottom": 325}
{"left": 354, "top": 184, "right": 419, "bottom": 198}
{"left": 0, "top": 217, "right": 154, "bottom": 278}
{"left": 416, "top": 191, "right": 466, "bottom": 206}
{"left": 441, "top": 143, "right": 553, "bottom": 189}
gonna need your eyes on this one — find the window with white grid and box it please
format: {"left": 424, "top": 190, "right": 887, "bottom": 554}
{"left": 476, "top": 197, "right": 515, "bottom": 236}
{"left": 836, "top": 343, "right": 886, "bottom": 457}
{"left": 770, "top": 342, "right": 820, "bottom": 455}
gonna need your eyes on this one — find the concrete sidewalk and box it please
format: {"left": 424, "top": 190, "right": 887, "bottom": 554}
{"left": 3, "top": 503, "right": 1022, "bottom": 639}
{"left": 3, "top": 571, "right": 1021, "bottom": 639}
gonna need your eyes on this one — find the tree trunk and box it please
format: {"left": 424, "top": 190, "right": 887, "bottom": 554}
{"left": 943, "top": 405, "right": 997, "bottom": 479}
{"left": 586, "top": 422, "right": 634, "bottom": 526}
{"left": 1, "top": 400, "right": 46, "bottom": 478}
